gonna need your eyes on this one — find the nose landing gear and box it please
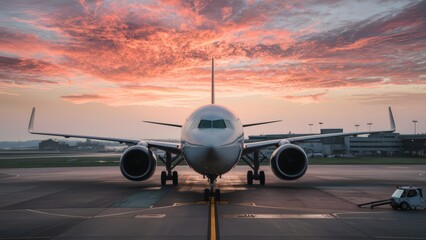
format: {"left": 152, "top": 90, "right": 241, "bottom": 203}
{"left": 204, "top": 175, "right": 221, "bottom": 201}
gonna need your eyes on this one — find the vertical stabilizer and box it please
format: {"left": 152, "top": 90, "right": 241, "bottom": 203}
{"left": 211, "top": 58, "right": 215, "bottom": 104}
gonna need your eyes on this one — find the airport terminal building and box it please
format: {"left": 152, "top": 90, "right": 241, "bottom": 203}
{"left": 248, "top": 130, "right": 426, "bottom": 157}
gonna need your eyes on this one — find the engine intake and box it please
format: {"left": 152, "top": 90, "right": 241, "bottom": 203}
{"left": 120, "top": 146, "right": 156, "bottom": 181}
{"left": 271, "top": 144, "right": 308, "bottom": 180}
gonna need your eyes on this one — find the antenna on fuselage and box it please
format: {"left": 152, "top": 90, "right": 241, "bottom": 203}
{"left": 211, "top": 58, "right": 215, "bottom": 104}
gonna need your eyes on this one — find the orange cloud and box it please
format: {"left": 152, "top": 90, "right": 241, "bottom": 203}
{"left": 0, "top": 0, "right": 425, "bottom": 106}
{"left": 280, "top": 92, "right": 327, "bottom": 104}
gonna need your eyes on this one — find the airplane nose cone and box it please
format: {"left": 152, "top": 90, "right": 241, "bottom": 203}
{"left": 182, "top": 144, "right": 242, "bottom": 175}
{"left": 206, "top": 147, "right": 219, "bottom": 163}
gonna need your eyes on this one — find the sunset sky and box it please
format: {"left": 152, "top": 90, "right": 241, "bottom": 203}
{"left": 1, "top": 0, "right": 425, "bottom": 141}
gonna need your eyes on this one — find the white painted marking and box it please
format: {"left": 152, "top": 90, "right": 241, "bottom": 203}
{"left": 0, "top": 174, "right": 20, "bottom": 181}
{"left": 135, "top": 213, "right": 166, "bottom": 218}
{"left": 375, "top": 237, "right": 426, "bottom": 240}
{"left": 26, "top": 209, "right": 90, "bottom": 219}
{"left": 24, "top": 203, "right": 194, "bottom": 219}
{"left": 0, "top": 237, "right": 51, "bottom": 239}
{"left": 233, "top": 203, "right": 357, "bottom": 214}
{"left": 238, "top": 203, "right": 256, "bottom": 206}
{"left": 223, "top": 214, "right": 334, "bottom": 219}
{"left": 337, "top": 217, "right": 398, "bottom": 220}
{"left": 143, "top": 187, "right": 162, "bottom": 190}
{"left": 173, "top": 203, "right": 192, "bottom": 206}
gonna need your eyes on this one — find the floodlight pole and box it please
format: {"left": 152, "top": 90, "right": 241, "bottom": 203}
{"left": 367, "top": 123, "right": 373, "bottom": 132}
{"left": 413, "top": 120, "right": 418, "bottom": 134}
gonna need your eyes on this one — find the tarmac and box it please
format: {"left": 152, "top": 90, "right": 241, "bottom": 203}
{"left": 0, "top": 165, "right": 426, "bottom": 239}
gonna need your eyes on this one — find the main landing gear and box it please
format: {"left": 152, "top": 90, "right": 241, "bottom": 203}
{"left": 242, "top": 151, "right": 266, "bottom": 185}
{"left": 204, "top": 175, "right": 221, "bottom": 201}
{"left": 158, "top": 152, "right": 184, "bottom": 186}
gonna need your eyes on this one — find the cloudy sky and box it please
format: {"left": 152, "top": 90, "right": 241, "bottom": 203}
{"left": 0, "top": 0, "right": 425, "bottom": 141}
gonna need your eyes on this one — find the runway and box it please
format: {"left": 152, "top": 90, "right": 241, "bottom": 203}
{"left": 1, "top": 165, "right": 426, "bottom": 240}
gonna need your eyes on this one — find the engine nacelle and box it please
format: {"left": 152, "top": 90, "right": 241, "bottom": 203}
{"left": 270, "top": 144, "right": 308, "bottom": 180}
{"left": 120, "top": 146, "right": 157, "bottom": 181}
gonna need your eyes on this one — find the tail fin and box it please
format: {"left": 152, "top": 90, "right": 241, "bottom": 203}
{"left": 211, "top": 58, "right": 215, "bottom": 104}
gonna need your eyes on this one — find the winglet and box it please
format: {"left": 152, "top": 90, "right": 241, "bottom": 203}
{"left": 211, "top": 58, "right": 215, "bottom": 104}
{"left": 28, "top": 107, "right": 35, "bottom": 132}
{"left": 389, "top": 106, "right": 395, "bottom": 131}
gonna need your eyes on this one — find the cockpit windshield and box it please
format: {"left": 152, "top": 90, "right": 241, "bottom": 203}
{"left": 198, "top": 119, "right": 233, "bottom": 129}
{"left": 213, "top": 120, "right": 226, "bottom": 128}
{"left": 198, "top": 120, "right": 212, "bottom": 128}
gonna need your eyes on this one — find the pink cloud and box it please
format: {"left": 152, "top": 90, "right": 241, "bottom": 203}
{"left": 0, "top": 0, "right": 425, "bottom": 106}
{"left": 280, "top": 92, "right": 327, "bottom": 104}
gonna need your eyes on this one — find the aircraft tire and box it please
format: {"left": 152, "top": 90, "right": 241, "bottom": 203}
{"left": 161, "top": 171, "right": 167, "bottom": 185}
{"left": 215, "top": 189, "right": 221, "bottom": 201}
{"left": 247, "top": 171, "right": 253, "bottom": 185}
{"left": 204, "top": 189, "right": 210, "bottom": 201}
{"left": 172, "top": 171, "right": 178, "bottom": 186}
{"left": 259, "top": 171, "right": 265, "bottom": 185}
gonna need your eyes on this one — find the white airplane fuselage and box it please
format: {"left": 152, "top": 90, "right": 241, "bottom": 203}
{"left": 181, "top": 104, "right": 244, "bottom": 176}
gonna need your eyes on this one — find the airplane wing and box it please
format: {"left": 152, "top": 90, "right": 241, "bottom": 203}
{"left": 143, "top": 121, "right": 182, "bottom": 128}
{"left": 146, "top": 140, "right": 181, "bottom": 155}
{"left": 28, "top": 107, "right": 181, "bottom": 153}
{"left": 243, "top": 120, "right": 282, "bottom": 127}
{"left": 244, "top": 107, "right": 396, "bottom": 154}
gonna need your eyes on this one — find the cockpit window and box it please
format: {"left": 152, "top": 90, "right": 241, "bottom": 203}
{"left": 224, "top": 120, "right": 233, "bottom": 129}
{"left": 198, "top": 120, "right": 212, "bottom": 128}
{"left": 198, "top": 119, "right": 233, "bottom": 129}
{"left": 213, "top": 120, "right": 226, "bottom": 128}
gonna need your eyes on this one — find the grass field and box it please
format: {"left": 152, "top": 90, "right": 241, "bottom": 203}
{"left": 1, "top": 152, "right": 426, "bottom": 168}
{"left": 308, "top": 157, "right": 426, "bottom": 165}
{"left": 0, "top": 155, "right": 120, "bottom": 168}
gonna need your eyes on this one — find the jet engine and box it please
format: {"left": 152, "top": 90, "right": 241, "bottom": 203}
{"left": 120, "top": 145, "right": 157, "bottom": 181}
{"left": 270, "top": 144, "right": 308, "bottom": 180}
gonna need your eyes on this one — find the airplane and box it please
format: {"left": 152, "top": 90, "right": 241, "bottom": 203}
{"left": 28, "top": 58, "right": 396, "bottom": 201}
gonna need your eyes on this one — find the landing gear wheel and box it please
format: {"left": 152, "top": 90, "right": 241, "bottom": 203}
{"left": 172, "top": 171, "right": 178, "bottom": 186}
{"left": 215, "top": 189, "right": 221, "bottom": 201}
{"left": 259, "top": 171, "right": 265, "bottom": 185}
{"left": 204, "top": 189, "right": 210, "bottom": 201}
{"left": 400, "top": 202, "right": 410, "bottom": 211}
{"left": 161, "top": 171, "right": 167, "bottom": 185}
{"left": 247, "top": 170, "right": 253, "bottom": 185}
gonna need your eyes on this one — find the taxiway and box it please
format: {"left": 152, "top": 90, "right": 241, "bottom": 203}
{"left": 0, "top": 165, "right": 425, "bottom": 239}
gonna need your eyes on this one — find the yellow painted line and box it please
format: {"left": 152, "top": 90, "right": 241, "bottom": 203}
{"left": 210, "top": 197, "right": 216, "bottom": 240}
